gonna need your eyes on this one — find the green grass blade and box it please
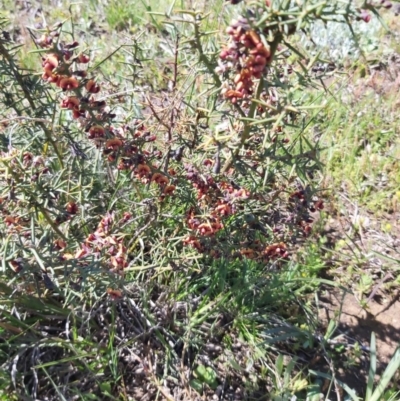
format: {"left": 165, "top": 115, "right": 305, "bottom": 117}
{"left": 309, "top": 369, "right": 360, "bottom": 401}
{"left": 369, "top": 345, "right": 400, "bottom": 401}
{"left": 41, "top": 367, "right": 68, "bottom": 401}
{"left": 365, "top": 331, "right": 376, "bottom": 401}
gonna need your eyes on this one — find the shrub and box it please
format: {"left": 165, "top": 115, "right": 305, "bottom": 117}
{"left": 0, "top": 1, "right": 393, "bottom": 399}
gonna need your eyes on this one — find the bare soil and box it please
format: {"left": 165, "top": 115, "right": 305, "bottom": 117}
{"left": 317, "top": 286, "right": 400, "bottom": 397}
{"left": 319, "top": 288, "right": 400, "bottom": 365}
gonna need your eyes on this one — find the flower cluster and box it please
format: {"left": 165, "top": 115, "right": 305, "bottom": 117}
{"left": 41, "top": 49, "right": 89, "bottom": 91}
{"left": 288, "top": 189, "right": 324, "bottom": 236}
{"left": 182, "top": 162, "right": 322, "bottom": 261}
{"left": 217, "top": 17, "right": 272, "bottom": 104}
{"left": 238, "top": 241, "right": 288, "bottom": 261}
{"left": 134, "top": 162, "right": 176, "bottom": 197}
{"left": 38, "top": 27, "right": 123, "bottom": 154}
{"left": 218, "top": 0, "right": 377, "bottom": 105}
{"left": 183, "top": 164, "right": 253, "bottom": 255}
{"left": 289, "top": 190, "right": 324, "bottom": 212}
{"left": 63, "top": 212, "right": 128, "bottom": 273}
{"left": 2, "top": 214, "right": 29, "bottom": 235}
{"left": 37, "top": 29, "right": 176, "bottom": 200}
{"left": 38, "top": 29, "right": 112, "bottom": 147}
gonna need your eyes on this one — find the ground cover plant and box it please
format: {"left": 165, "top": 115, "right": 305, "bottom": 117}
{"left": 0, "top": 0, "right": 400, "bottom": 400}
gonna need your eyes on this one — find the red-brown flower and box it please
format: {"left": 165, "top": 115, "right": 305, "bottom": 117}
{"left": 37, "top": 34, "right": 53, "bottom": 48}
{"left": 183, "top": 235, "right": 203, "bottom": 251}
{"left": 78, "top": 53, "right": 90, "bottom": 63}
{"left": 85, "top": 79, "right": 100, "bottom": 93}
{"left": 66, "top": 201, "right": 79, "bottom": 215}
{"left": 42, "top": 69, "right": 60, "bottom": 84}
{"left": 198, "top": 222, "right": 215, "bottom": 236}
{"left": 151, "top": 172, "right": 169, "bottom": 186}
{"left": 263, "top": 242, "right": 288, "bottom": 259}
{"left": 42, "top": 54, "right": 59, "bottom": 71}
{"left": 88, "top": 125, "right": 105, "bottom": 139}
{"left": 136, "top": 164, "right": 151, "bottom": 178}
{"left": 105, "top": 138, "right": 123, "bottom": 150}
{"left": 61, "top": 96, "right": 80, "bottom": 110}
{"left": 107, "top": 288, "right": 123, "bottom": 299}
{"left": 240, "top": 248, "right": 257, "bottom": 259}
{"left": 214, "top": 201, "right": 233, "bottom": 216}
{"left": 58, "top": 76, "right": 79, "bottom": 91}
{"left": 163, "top": 185, "right": 176, "bottom": 195}
{"left": 54, "top": 239, "right": 67, "bottom": 250}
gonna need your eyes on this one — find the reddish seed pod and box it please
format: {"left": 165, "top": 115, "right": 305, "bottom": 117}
{"left": 247, "top": 30, "right": 261, "bottom": 46}
{"left": 225, "top": 90, "right": 243, "bottom": 98}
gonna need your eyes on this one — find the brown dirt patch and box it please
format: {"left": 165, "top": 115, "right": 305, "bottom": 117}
{"left": 319, "top": 288, "right": 400, "bottom": 364}
{"left": 317, "top": 286, "right": 400, "bottom": 395}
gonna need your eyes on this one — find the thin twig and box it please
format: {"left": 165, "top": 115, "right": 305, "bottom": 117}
{"left": 164, "top": 33, "right": 180, "bottom": 173}
{"left": 221, "top": 77, "right": 265, "bottom": 173}
{"left": 0, "top": 116, "right": 52, "bottom": 125}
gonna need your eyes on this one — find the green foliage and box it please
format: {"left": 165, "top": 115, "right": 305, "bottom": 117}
{"left": 105, "top": 0, "right": 144, "bottom": 31}
{"left": 366, "top": 333, "right": 400, "bottom": 401}
{"left": 317, "top": 92, "right": 400, "bottom": 214}
{"left": 193, "top": 364, "right": 218, "bottom": 389}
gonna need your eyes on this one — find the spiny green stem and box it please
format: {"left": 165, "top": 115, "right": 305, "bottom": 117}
{"left": 0, "top": 42, "right": 64, "bottom": 168}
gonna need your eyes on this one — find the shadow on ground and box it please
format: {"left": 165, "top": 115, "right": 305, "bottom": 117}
{"left": 318, "top": 287, "right": 400, "bottom": 396}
